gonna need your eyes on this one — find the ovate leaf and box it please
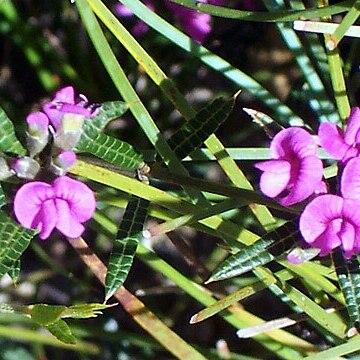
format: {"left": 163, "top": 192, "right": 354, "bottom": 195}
{"left": 0, "top": 107, "right": 26, "bottom": 155}
{"left": 75, "top": 121, "right": 144, "bottom": 171}
{"left": 208, "top": 221, "right": 299, "bottom": 282}
{"left": 90, "top": 101, "right": 128, "bottom": 130}
{"left": 332, "top": 249, "right": 360, "bottom": 330}
{"left": 168, "top": 96, "right": 235, "bottom": 160}
{"left": 28, "top": 304, "right": 67, "bottom": 326}
{"left": 105, "top": 196, "right": 149, "bottom": 300}
{"left": 46, "top": 319, "right": 77, "bottom": 344}
{"left": 0, "top": 210, "right": 37, "bottom": 278}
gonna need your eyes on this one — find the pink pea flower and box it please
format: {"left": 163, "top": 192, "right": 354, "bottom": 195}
{"left": 14, "top": 176, "right": 96, "bottom": 240}
{"left": 318, "top": 107, "right": 360, "bottom": 163}
{"left": 300, "top": 157, "right": 360, "bottom": 258}
{"left": 43, "top": 86, "right": 97, "bottom": 131}
{"left": 254, "top": 127, "right": 324, "bottom": 206}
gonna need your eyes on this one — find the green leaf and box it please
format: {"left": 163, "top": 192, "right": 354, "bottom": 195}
{"left": 0, "top": 210, "right": 37, "bottom": 278}
{"left": 332, "top": 249, "right": 360, "bottom": 330}
{"left": 0, "top": 184, "right": 6, "bottom": 208}
{"left": 46, "top": 319, "right": 77, "bottom": 344}
{"left": 0, "top": 107, "right": 26, "bottom": 155}
{"left": 90, "top": 101, "right": 128, "bottom": 130}
{"left": 75, "top": 120, "right": 144, "bottom": 171}
{"left": 105, "top": 196, "right": 149, "bottom": 300}
{"left": 208, "top": 221, "right": 299, "bottom": 282}
{"left": 28, "top": 304, "right": 67, "bottom": 326}
{"left": 168, "top": 96, "right": 235, "bottom": 160}
{"left": 62, "top": 303, "right": 111, "bottom": 319}
{"left": 8, "top": 258, "right": 21, "bottom": 284}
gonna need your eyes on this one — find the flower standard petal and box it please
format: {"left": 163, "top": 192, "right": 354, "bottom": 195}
{"left": 271, "top": 127, "right": 317, "bottom": 159}
{"left": 53, "top": 176, "right": 96, "bottom": 222}
{"left": 54, "top": 199, "right": 85, "bottom": 238}
{"left": 341, "top": 157, "right": 360, "bottom": 200}
{"left": 318, "top": 122, "right": 349, "bottom": 160}
{"left": 255, "top": 160, "right": 291, "bottom": 198}
{"left": 299, "top": 194, "right": 343, "bottom": 247}
{"left": 14, "top": 182, "right": 53, "bottom": 229}
{"left": 280, "top": 155, "right": 323, "bottom": 206}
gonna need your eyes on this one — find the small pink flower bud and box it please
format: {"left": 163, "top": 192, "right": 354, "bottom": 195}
{"left": 26, "top": 112, "right": 49, "bottom": 156}
{"left": 11, "top": 156, "right": 40, "bottom": 179}
{"left": 50, "top": 151, "right": 77, "bottom": 176}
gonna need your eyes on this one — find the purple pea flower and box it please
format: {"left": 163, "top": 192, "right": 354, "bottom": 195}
{"left": 254, "top": 127, "right": 324, "bottom": 206}
{"left": 14, "top": 176, "right": 96, "bottom": 240}
{"left": 318, "top": 107, "right": 360, "bottom": 163}
{"left": 300, "top": 157, "right": 360, "bottom": 258}
{"left": 43, "top": 86, "right": 97, "bottom": 131}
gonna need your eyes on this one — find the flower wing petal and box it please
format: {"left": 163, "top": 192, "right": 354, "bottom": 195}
{"left": 341, "top": 157, "right": 360, "bottom": 199}
{"left": 35, "top": 199, "right": 57, "bottom": 240}
{"left": 299, "top": 194, "right": 343, "bottom": 244}
{"left": 53, "top": 176, "right": 96, "bottom": 222}
{"left": 255, "top": 160, "right": 291, "bottom": 198}
{"left": 280, "top": 155, "right": 323, "bottom": 206}
{"left": 55, "top": 199, "right": 84, "bottom": 238}
{"left": 344, "top": 107, "right": 360, "bottom": 144}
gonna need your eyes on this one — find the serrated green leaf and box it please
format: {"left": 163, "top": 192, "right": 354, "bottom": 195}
{"left": 208, "top": 221, "right": 299, "bottom": 282}
{"left": 46, "top": 319, "right": 77, "bottom": 344}
{"left": 0, "top": 210, "right": 37, "bottom": 278}
{"left": 168, "top": 96, "right": 235, "bottom": 160}
{"left": 75, "top": 120, "right": 144, "bottom": 171}
{"left": 90, "top": 101, "right": 128, "bottom": 130}
{"left": 0, "top": 107, "right": 26, "bottom": 155}
{"left": 28, "top": 304, "right": 67, "bottom": 326}
{"left": 62, "top": 303, "right": 110, "bottom": 319}
{"left": 105, "top": 196, "right": 149, "bottom": 300}
{"left": 332, "top": 250, "right": 360, "bottom": 329}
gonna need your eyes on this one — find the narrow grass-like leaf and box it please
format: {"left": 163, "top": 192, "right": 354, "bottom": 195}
{"left": 90, "top": 101, "right": 128, "bottom": 130}
{"left": 332, "top": 249, "right": 360, "bottom": 329}
{"left": 105, "top": 196, "right": 149, "bottom": 300}
{"left": 168, "top": 0, "right": 354, "bottom": 21}
{"left": 46, "top": 319, "right": 77, "bottom": 344}
{"left": 168, "top": 96, "right": 234, "bottom": 160}
{"left": 0, "top": 210, "right": 37, "bottom": 278}
{"left": 0, "top": 107, "right": 26, "bottom": 155}
{"left": 75, "top": 120, "right": 144, "bottom": 171}
{"left": 208, "top": 221, "right": 299, "bottom": 282}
